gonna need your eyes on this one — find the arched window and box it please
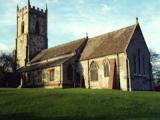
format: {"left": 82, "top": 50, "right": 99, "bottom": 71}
{"left": 142, "top": 56, "right": 145, "bottom": 75}
{"left": 67, "top": 64, "right": 73, "bottom": 81}
{"left": 133, "top": 54, "right": 136, "bottom": 74}
{"left": 21, "top": 21, "right": 24, "bottom": 34}
{"left": 138, "top": 48, "right": 141, "bottom": 74}
{"left": 50, "top": 69, "right": 55, "bottom": 81}
{"left": 35, "top": 21, "right": 40, "bottom": 34}
{"left": 38, "top": 71, "right": 42, "bottom": 83}
{"left": 28, "top": 72, "right": 31, "bottom": 83}
{"left": 90, "top": 61, "right": 98, "bottom": 81}
{"left": 103, "top": 60, "right": 109, "bottom": 77}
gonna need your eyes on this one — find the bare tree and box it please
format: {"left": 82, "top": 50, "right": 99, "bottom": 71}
{"left": 150, "top": 49, "right": 160, "bottom": 79}
{"left": 150, "top": 49, "right": 160, "bottom": 90}
{"left": 0, "top": 50, "right": 16, "bottom": 72}
{"left": 0, "top": 50, "right": 19, "bottom": 87}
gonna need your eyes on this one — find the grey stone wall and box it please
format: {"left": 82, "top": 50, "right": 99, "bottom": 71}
{"left": 126, "top": 24, "right": 152, "bottom": 91}
{"left": 16, "top": 6, "right": 48, "bottom": 68}
{"left": 79, "top": 53, "right": 128, "bottom": 91}
{"left": 16, "top": 8, "right": 29, "bottom": 68}
{"left": 23, "top": 65, "right": 62, "bottom": 88}
{"left": 29, "top": 7, "right": 48, "bottom": 59}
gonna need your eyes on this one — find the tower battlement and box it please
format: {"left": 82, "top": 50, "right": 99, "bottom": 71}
{"left": 18, "top": 6, "right": 27, "bottom": 12}
{"left": 18, "top": 5, "right": 47, "bottom": 14}
{"left": 30, "top": 6, "right": 47, "bottom": 14}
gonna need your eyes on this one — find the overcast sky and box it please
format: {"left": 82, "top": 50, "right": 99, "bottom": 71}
{"left": 0, "top": 0, "right": 160, "bottom": 53}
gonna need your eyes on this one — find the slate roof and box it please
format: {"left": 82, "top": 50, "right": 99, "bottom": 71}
{"left": 80, "top": 24, "right": 137, "bottom": 60}
{"left": 31, "top": 38, "right": 86, "bottom": 63}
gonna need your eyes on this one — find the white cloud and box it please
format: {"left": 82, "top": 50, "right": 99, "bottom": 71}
{"left": 101, "top": 4, "right": 111, "bottom": 12}
{"left": 0, "top": 42, "right": 10, "bottom": 51}
{"left": 0, "top": 41, "right": 15, "bottom": 52}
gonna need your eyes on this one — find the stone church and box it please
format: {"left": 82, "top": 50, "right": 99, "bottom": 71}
{"left": 16, "top": 1, "right": 152, "bottom": 91}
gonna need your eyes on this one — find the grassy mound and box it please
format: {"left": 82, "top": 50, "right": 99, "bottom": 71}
{"left": 0, "top": 89, "right": 160, "bottom": 120}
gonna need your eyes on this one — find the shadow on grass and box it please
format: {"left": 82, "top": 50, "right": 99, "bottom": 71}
{"left": 1, "top": 112, "right": 160, "bottom": 120}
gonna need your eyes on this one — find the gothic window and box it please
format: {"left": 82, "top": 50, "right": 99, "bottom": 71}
{"left": 21, "top": 21, "right": 24, "bottom": 34}
{"left": 28, "top": 72, "right": 31, "bottom": 83}
{"left": 133, "top": 54, "right": 136, "bottom": 74}
{"left": 31, "top": 72, "right": 34, "bottom": 82}
{"left": 37, "top": 71, "right": 42, "bottom": 83}
{"left": 42, "top": 72, "right": 46, "bottom": 79}
{"left": 50, "top": 69, "right": 55, "bottom": 81}
{"left": 138, "top": 48, "right": 141, "bottom": 74}
{"left": 90, "top": 61, "right": 98, "bottom": 81}
{"left": 103, "top": 60, "right": 109, "bottom": 77}
{"left": 35, "top": 21, "right": 40, "bottom": 34}
{"left": 142, "top": 56, "right": 145, "bottom": 75}
{"left": 67, "top": 64, "right": 73, "bottom": 81}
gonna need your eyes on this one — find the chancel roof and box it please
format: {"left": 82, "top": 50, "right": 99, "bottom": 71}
{"left": 80, "top": 24, "right": 137, "bottom": 60}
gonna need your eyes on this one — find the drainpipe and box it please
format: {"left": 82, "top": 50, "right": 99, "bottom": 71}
{"left": 117, "top": 53, "right": 120, "bottom": 89}
{"left": 73, "top": 64, "right": 76, "bottom": 88}
{"left": 88, "top": 60, "right": 90, "bottom": 89}
{"left": 127, "top": 58, "right": 132, "bottom": 92}
{"left": 60, "top": 64, "right": 63, "bottom": 88}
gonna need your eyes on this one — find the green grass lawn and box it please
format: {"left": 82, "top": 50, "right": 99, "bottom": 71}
{"left": 0, "top": 89, "right": 160, "bottom": 120}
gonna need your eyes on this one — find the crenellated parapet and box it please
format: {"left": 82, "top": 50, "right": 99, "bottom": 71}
{"left": 18, "top": 6, "right": 47, "bottom": 15}
{"left": 30, "top": 6, "right": 47, "bottom": 13}
{"left": 17, "top": 6, "right": 28, "bottom": 12}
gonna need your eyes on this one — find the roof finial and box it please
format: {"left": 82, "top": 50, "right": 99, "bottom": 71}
{"left": 86, "top": 32, "right": 88, "bottom": 39}
{"left": 17, "top": 4, "right": 19, "bottom": 11}
{"left": 46, "top": 3, "right": 48, "bottom": 11}
{"left": 28, "top": 0, "right": 30, "bottom": 7}
{"left": 136, "top": 17, "right": 139, "bottom": 24}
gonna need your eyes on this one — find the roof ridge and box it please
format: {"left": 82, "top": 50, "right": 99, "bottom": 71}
{"left": 31, "top": 37, "right": 86, "bottom": 63}
{"left": 43, "top": 38, "right": 85, "bottom": 52}
{"left": 89, "top": 24, "right": 136, "bottom": 40}
{"left": 80, "top": 23, "right": 137, "bottom": 60}
{"left": 41, "top": 24, "right": 136, "bottom": 53}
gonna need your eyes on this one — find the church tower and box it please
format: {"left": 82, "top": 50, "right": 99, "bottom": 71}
{"left": 16, "top": 0, "right": 48, "bottom": 69}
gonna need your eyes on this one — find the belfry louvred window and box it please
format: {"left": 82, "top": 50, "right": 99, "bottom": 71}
{"left": 21, "top": 21, "right": 24, "bottom": 34}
